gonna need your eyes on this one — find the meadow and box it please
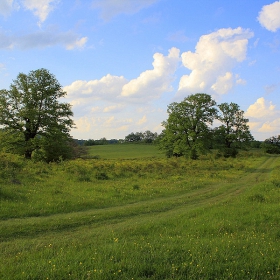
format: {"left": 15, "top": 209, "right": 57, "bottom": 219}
{"left": 0, "top": 144, "right": 280, "bottom": 279}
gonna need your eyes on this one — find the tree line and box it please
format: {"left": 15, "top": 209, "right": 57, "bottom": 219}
{"left": 0, "top": 69, "right": 279, "bottom": 162}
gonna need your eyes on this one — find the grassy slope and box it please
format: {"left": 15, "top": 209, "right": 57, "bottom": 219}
{"left": 0, "top": 146, "right": 280, "bottom": 279}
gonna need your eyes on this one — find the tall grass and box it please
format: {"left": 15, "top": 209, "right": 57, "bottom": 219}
{"left": 1, "top": 148, "right": 280, "bottom": 279}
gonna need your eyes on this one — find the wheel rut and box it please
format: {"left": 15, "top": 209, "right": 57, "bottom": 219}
{"left": 1, "top": 156, "right": 278, "bottom": 241}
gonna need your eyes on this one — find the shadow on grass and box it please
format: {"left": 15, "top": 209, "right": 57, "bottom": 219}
{"left": 0, "top": 187, "right": 26, "bottom": 201}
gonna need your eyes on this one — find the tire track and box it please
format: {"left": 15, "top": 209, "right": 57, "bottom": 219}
{"left": 0, "top": 156, "right": 278, "bottom": 242}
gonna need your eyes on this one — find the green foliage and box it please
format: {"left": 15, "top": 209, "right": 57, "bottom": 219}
{"left": 160, "top": 93, "right": 217, "bottom": 159}
{"left": 124, "top": 130, "right": 158, "bottom": 143}
{"left": 0, "top": 152, "right": 23, "bottom": 182}
{"left": 0, "top": 68, "right": 74, "bottom": 161}
{"left": 261, "top": 135, "right": 280, "bottom": 154}
{"left": 215, "top": 102, "right": 253, "bottom": 156}
{"left": 160, "top": 96, "right": 254, "bottom": 159}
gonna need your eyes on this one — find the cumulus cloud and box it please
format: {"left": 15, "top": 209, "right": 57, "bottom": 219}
{"left": 121, "top": 47, "right": 180, "bottom": 101}
{"left": 245, "top": 97, "right": 280, "bottom": 138}
{"left": 22, "top": 0, "right": 59, "bottom": 25}
{"left": 178, "top": 27, "right": 254, "bottom": 97}
{"left": 92, "top": 0, "right": 159, "bottom": 21}
{"left": 0, "top": 0, "right": 14, "bottom": 16}
{"left": 246, "top": 97, "right": 276, "bottom": 118}
{"left": 65, "top": 47, "right": 181, "bottom": 138}
{"left": 258, "top": 1, "right": 280, "bottom": 32}
{"left": 0, "top": 29, "right": 87, "bottom": 50}
{"left": 211, "top": 72, "right": 233, "bottom": 95}
{"left": 65, "top": 74, "right": 128, "bottom": 101}
{"left": 64, "top": 48, "right": 182, "bottom": 139}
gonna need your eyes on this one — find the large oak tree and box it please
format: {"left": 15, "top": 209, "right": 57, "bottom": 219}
{"left": 160, "top": 93, "right": 217, "bottom": 159}
{"left": 0, "top": 68, "right": 75, "bottom": 160}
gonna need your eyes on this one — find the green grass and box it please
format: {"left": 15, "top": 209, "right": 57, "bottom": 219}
{"left": 1, "top": 146, "right": 280, "bottom": 279}
{"left": 86, "top": 143, "right": 165, "bottom": 159}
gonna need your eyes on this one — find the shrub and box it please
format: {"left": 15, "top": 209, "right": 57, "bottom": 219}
{"left": 95, "top": 172, "right": 109, "bottom": 180}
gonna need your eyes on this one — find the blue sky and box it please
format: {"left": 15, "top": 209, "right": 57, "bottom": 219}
{"left": 0, "top": 0, "right": 280, "bottom": 141}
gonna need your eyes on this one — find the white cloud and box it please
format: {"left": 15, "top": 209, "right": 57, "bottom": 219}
{"left": 0, "top": 29, "right": 87, "bottom": 50}
{"left": 236, "top": 75, "right": 247, "bottom": 85}
{"left": 65, "top": 47, "right": 181, "bottom": 139}
{"left": 211, "top": 72, "right": 233, "bottom": 95}
{"left": 246, "top": 97, "right": 276, "bottom": 119}
{"left": 66, "top": 37, "right": 88, "bottom": 50}
{"left": 103, "top": 104, "right": 124, "bottom": 113}
{"left": 74, "top": 116, "right": 95, "bottom": 133}
{"left": 121, "top": 47, "right": 180, "bottom": 101}
{"left": 137, "top": 115, "right": 147, "bottom": 125}
{"left": 92, "top": 0, "right": 159, "bottom": 20}
{"left": 65, "top": 74, "right": 127, "bottom": 101}
{"left": 22, "top": 0, "right": 59, "bottom": 25}
{"left": 0, "top": 0, "right": 14, "bottom": 16}
{"left": 178, "top": 27, "right": 253, "bottom": 97}
{"left": 245, "top": 97, "right": 280, "bottom": 139}
{"left": 258, "top": 1, "right": 280, "bottom": 32}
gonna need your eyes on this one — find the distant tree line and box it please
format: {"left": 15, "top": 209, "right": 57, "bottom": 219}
{"left": 83, "top": 138, "right": 119, "bottom": 146}
{"left": 124, "top": 131, "right": 158, "bottom": 143}
{"left": 81, "top": 131, "right": 159, "bottom": 146}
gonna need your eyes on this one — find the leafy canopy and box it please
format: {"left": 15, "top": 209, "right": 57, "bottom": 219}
{"left": 215, "top": 102, "right": 253, "bottom": 157}
{"left": 160, "top": 93, "right": 217, "bottom": 159}
{"left": 0, "top": 68, "right": 75, "bottom": 160}
{"left": 159, "top": 94, "right": 255, "bottom": 159}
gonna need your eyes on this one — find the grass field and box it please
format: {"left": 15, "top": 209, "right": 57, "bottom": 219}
{"left": 1, "top": 146, "right": 280, "bottom": 279}
{"left": 86, "top": 143, "right": 165, "bottom": 159}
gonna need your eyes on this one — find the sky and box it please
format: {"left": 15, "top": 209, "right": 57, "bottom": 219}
{"left": 0, "top": 0, "right": 279, "bottom": 141}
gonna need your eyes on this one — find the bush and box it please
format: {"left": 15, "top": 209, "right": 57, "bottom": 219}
{"left": 95, "top": 172, "right": 109, "bottom": 180}
{"left": 222, "top": 147, "right": 238, "bottom": 158}
{"left": 261, "top": 135, "right": 280, "bottom": 154}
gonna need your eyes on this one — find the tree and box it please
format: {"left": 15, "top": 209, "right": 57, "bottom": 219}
{"left": 261, "top": 135, "right": 280, "bottom": 154}
{"left": 160, "top": 93, "right": 217, "bottom": 159}
{"left": 143, "top": 130, "right": 158, "bottom": 143}
{"left": 125, "top": 132, "right": 144, "bottom": 142}
{"left": 216, "top": 102, "right": 253, "bottom": 157}
{"left": 0, "top": 68, "right": 75, "bottom": 160}
{"left": 124, "top": 131, "right": 158, "bottom": 143}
